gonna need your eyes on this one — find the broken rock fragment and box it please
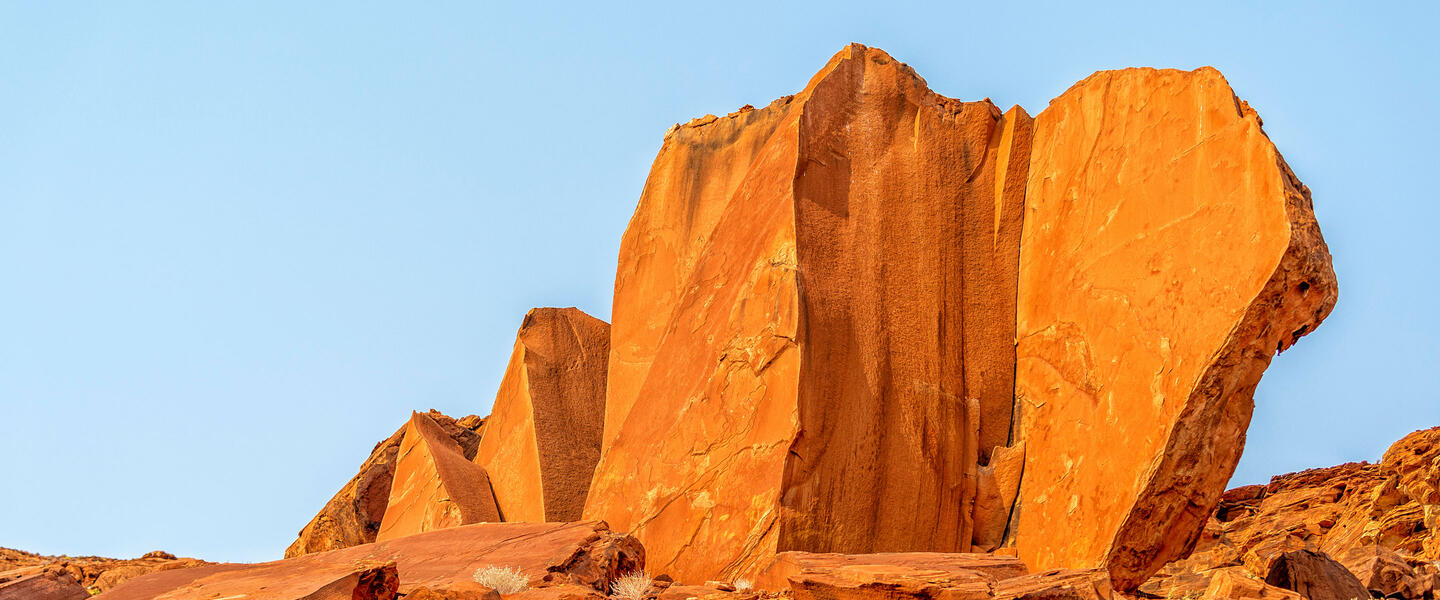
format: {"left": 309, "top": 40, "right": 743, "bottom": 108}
{"left": 473, "top": 307, "right": 609, "bottom": 523}
{"left": 376, "top": 411, "right": 502, "bottom": 541}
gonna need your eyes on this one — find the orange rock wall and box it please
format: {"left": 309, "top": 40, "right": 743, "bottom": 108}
{"left": 1011, "top": 67, "right": 1337, "bottom": 589}
{"left": 473, "top": 307, "right": 609, "bottom": 522}
{"left": 586, "top": 44, "right": 1034, "bottom": 582}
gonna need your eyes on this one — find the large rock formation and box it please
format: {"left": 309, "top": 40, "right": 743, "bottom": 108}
{"left": 1008, "top": 66, "right": 1336, "bottom": 589}
{"left": 376, "top": 412, "right": 502, "bottom": 541}
{"left": 473, "top": 307, "right": 609, "bottom": 522}
{"left": 287, "top": 410, "right": 484, "bottom": 557}
{"left": 100, "top": 521, "right": 644, "bottom": 600}
{"left": 587, "top": 44, "right": 1334, "bottom": 588}
{"left": 586, "top": 43, "right": 1035, "bottom": 582}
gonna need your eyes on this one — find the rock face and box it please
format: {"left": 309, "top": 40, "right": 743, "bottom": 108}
{"left": 1145, "top": 427, "right": 1440, "bottom": 599}
{"left": 587, "top": 42, "right": 1035, "bottom": 584}
{"left": 588, "top": 45, "right": 1335, "bottom": 588}
{"left": 287, "top": 410, "right": 485, "bottom": 557}
{"left": 376, "top": 412, "right": 502, "bottom": 541}
{"left": 473, "top": 307, "right": 609, "bottom": 522}
{"left": 101, "top": 521, "right": 644, "bottom": 600}
{"left": 1011, "top": 67, "right": 1337, "bottom": 589}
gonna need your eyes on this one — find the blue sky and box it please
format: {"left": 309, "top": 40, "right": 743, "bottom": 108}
{"left": 2, "top": 1, "right": 1436, "bottom": 563}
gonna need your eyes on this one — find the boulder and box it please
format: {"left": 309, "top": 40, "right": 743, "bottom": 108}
{"left": 376, "top": 412, "right": 502, "bottom": 541}
{"left": 473, "top": 307, "right": 609, "bottom": 522}
{"left": 1202, "top": 567, "right": 1302, "bottom": 600}
{"left": 286, "top": 410, "right": 485, "bottom": 556}
{"left": 100, "top": 521, "right": 644, "bottom": 599}
{"left": 1012, "top": 66, "right": 1337, "bottom": 589}
{"left": 1263, "top": 550, "right": 1368, "bottom": 600}
{"left": 586, "top": 42, "right": 1034, "bottom": 583}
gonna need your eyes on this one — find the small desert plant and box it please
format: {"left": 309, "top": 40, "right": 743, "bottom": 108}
{"left": 611, "top": 569, "right": 653, "bottom": 600}
{"left": 473, "top": 565, "right": 529, "bottom": 594}
{"left": 733, "top": 578, "right": 754, "bottom": 592}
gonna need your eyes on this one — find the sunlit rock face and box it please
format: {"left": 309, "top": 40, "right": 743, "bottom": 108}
{"left": 586, "top": 43, "right": 1335, "bottom": 589}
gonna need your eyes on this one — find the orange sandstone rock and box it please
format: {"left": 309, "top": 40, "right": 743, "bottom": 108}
{"left": 287, "top": 410, "right": 484, "bottom": 557}
{"left": 1012, "top": 67, "right": 1337, "bottom": 589}
{"left": 376, "top": 412, "right": 501, "bottom": 541}
{"left": 473, "top": 307, "right": 609, "bottom": 522}
{"left": 101, "top": 521, "right": 644, "bottom": 600}
{"left": 756, "top": 552, "right": 1029, "bottom": 592}
{"left": 585, "top": 44, "right": 1033, "bottom": 582}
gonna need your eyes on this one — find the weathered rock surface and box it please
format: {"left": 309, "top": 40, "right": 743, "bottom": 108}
{"left": 474, "top": 307, "right": 609, "bottom": 522}
{"left": 587, "top": 42, "right": 1035, "bottom": 583}
{"left": 376, "top": 411, "right": 502, "bottom": 541}
{"left": 1145, "top": 427, "right": 1440, "bottom": 598}
{"left": 757, "top": 552, "right": 1028, "bottom": 592}
{"left": 101, "top": 521, "right": 643, "bottom": 599}
{"left": 1012, "top": 66, "right": 1337, "bottom": 589}
{"left": 0, "top": 569, "right": 88, "bottom": 600}
{"left": 0, "top": 547, "right": 211, "bottom": 595}
{"left": 1262, "top": 550, "right": 1367, "bottom": 600}
{"left": 287, "top": 410, "right": 485, "bottom": 557}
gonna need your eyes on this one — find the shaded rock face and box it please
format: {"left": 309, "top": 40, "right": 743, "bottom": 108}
{"left": 101, "top": 521, "right": 644, "bottom": 600}
{"left": 286, "top": 410, "right": 485, "bottom": 557}
{"left": 376, "top": 412, "right": 502, "bottom": 541}
{"left": 473, "top": 307, "right": 610, "bottom": 523}
{"left": 1263, "top": 550, "right": 1368, "bottom": 600}
{"left": 1146, "top": 427, "right": 1440, "bottom": 599}
{"left": 1012, "top": 67, "right": 1337, "bottom": 590}
{"left": 587, "top": 42, "right": 1036, "bottom": 584}
{"left": 588, "top": 44, "right": 1335, "bottom": 588}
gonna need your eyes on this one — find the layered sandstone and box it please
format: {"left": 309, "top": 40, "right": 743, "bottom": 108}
{"left": 473, "top": 307, "right": 609, "bottom": 522}
{"left": 0, "top": 548, "right": 210, "bottom": 595}
{"left": 1145, "top": 426, "right": 1440, "bottom": 599}
{"left": 376, "top": 412, "right": 502, "bottom": 541}
{"left": 100, "top": 521, "right": 644, "bottom": 600}
{"left": 586, "top": 44, "right": 1035, "bottom": 581}
{"left": 1011, "top": 67, "right": 1337, "bottom": 588}
{"left": 287, "top": 410, "right": 485, "bottom": 557}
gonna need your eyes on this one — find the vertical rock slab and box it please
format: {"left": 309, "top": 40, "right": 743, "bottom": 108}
{"left": 1012, "top": 67, "right": 1337, "bottom": 589}
{"left": 604, "top": 99, "right": 793, "bottom": 450}
{"left": 377, "top": 412, "right": 501, "bottom": 541}
{"left": 585, "top": 44, "right": 1032, "bottom": 582}
{"left": 472, "top": 307, "right": 609, "bottom": 522}
{"left": 286, "top": 411, "right": 485, "bottom": 557}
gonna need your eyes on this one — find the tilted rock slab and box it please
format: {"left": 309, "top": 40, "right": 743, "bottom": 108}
{"left": 1011, "top": 67, "right": 1336, "bottom": 588}
{"left": 376, "top": 412, "right": 501, "bottom": 541}
{"left": 99, "top": 521, "right": 644, "bottom": 600}
{"left": 473, "top": 307, "right": 609, "bottom": 522}
{"left": 585, "top": 44, "right": 1034, "bottom": 582}
{"left": 286, "top": 410, "right": 484, "bottom": 557}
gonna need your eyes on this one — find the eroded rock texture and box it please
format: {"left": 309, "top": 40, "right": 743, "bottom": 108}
{"left": 1011, "top": 67, "right": 1337, "bottom": 589}
{"left": 473, "top": 307, "right": 609, "bottom": 522}
{"left": 585, "top": 43, "right": 1034, "bottom": 582}
{"left": 376, "top": 412, "right": 502, "bottom": 541}
{"left": 1146, "top": 427, "right": 1440, "bottom": 599}
{"left": 286, "top": 410, "right": 484, "bottom": 557}
{"left": 102, "top": 521, "right": 643, "bottom": 600}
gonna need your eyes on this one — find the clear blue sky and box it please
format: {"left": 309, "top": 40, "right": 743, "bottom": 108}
{"left": 2, "top": 1, "right": 1436, "bottom": 563}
